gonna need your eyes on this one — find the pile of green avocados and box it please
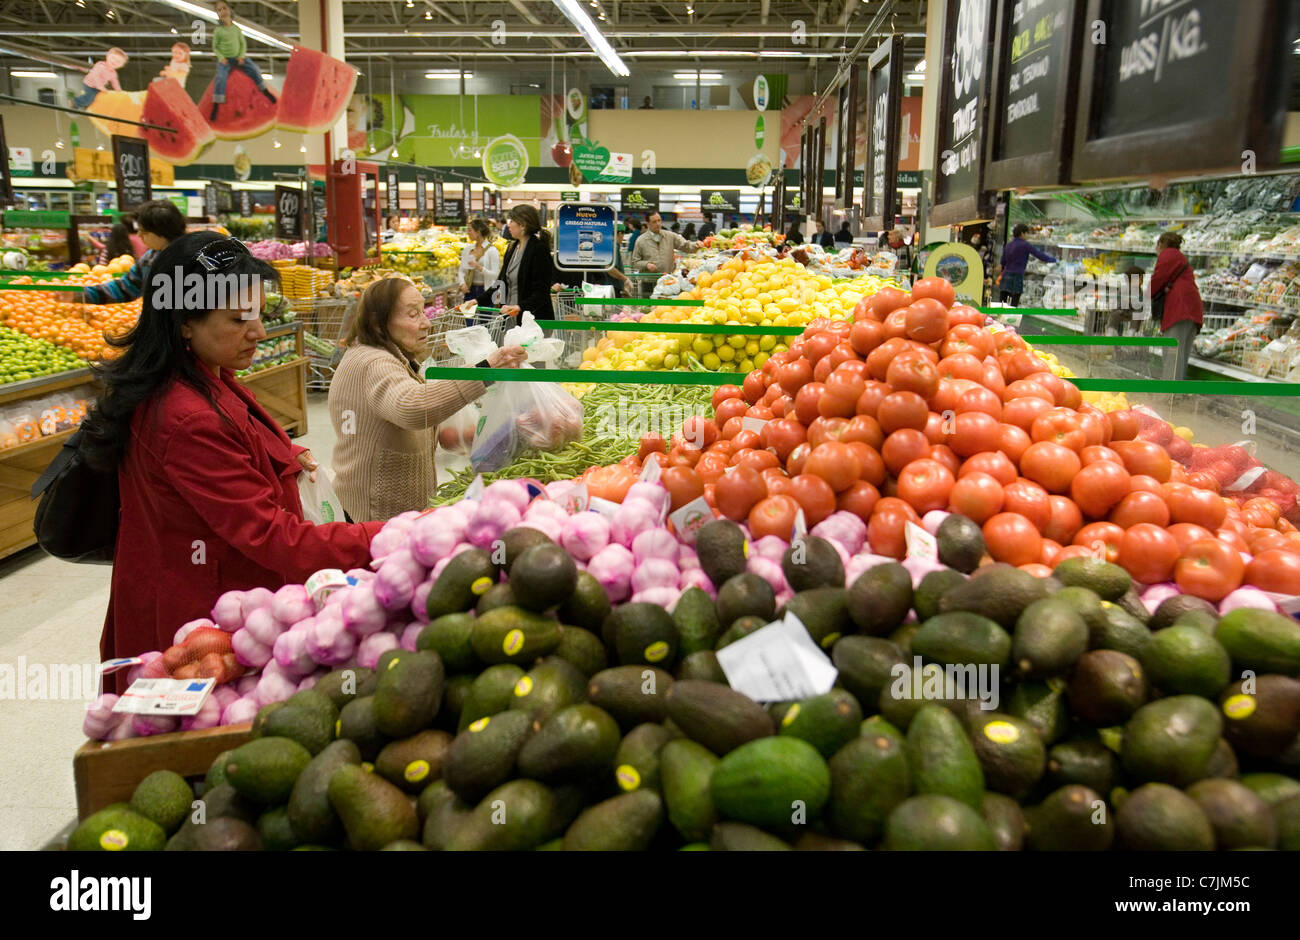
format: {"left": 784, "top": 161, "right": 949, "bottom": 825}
{"left": 70, "top": 517, "right": 1300, "bottom": 851}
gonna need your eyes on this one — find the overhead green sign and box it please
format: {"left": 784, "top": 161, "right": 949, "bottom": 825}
{"left": 482, "top": 134, "right": 530, "bottom": 187}
{"left": 3, "top": 210, "right": 70, "bottom": 228}
{"left": 561, "top": 190, "right": 581, "bottom": 201}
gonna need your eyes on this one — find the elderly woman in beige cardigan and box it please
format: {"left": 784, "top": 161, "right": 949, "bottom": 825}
{"left": 329, "top": 277, "right": 525, "bottom": 521}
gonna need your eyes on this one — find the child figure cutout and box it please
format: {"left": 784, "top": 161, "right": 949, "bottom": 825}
{"left": 71, "top": 47, "right": 128, "bottom": 109}
{"left": 160, "top": 42, "right": 192, "bottom": 89}
{"left": 211, "top": 0, "right": 275, "bottom": 121}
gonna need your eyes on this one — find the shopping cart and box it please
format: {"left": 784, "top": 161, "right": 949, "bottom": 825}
{"left": 425, "top": 302, "right": 512, "bottom": 366}
{"left": 300, "top": 297, "right": 356, "bottom": 392}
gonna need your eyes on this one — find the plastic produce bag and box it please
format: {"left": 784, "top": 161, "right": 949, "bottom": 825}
{"left": 469, "top": 371, "right": 584, "bottom": 472}
{"left": 438, "top": 399, "right": 480, "bottom": 457}
{"left": 444, "top": 324, "right": 496, "bottom": 366}
{"left": 581, "top": 281, "right": 615, "bottom": 299}
{"left": 299, "top": 470, "right": 346, "bottom": 525}
{"left": 503, "top": 311, "right": 565, "bottom": 365}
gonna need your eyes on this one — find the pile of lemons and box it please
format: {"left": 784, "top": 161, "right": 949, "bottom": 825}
{"left": 578, "top": 255, "right": 899, "bottom": 374}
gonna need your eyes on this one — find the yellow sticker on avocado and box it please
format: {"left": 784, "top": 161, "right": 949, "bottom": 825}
{"left": 387, "top": 657, "right": 401, "bottom": 669}
{"left": 644, "top": 641, "right": 670, "bottom": 663}
{"left": 615, "top": 764, "right": 641, "bottom": 791}
{"left": 361, "top": 762, "right": 374, "bottom": 773}
{"left": 821, "top": 632, "right": 841, "bottom": 649}
{"left": 469, "top": 716, "right": 491, "bottom": 732}
{"left": 502, "top": 629, "right": 525, "bottom": 656}
{"left": 471, "top": 576, "right": 494, "bottom": 596}
{"left": 404, "top": 760, "right": 430, "bottom": 783}
{"left": 1223, "top": 694, "right": 1256, "bottom": 720}
{"left": 742, "top": 540, "right": 750, "bottom": 558}
{"left": 335, "top": 718, "right": 342, "bottom": 736}
{"left": 98, "top": 829, "right": 129, "bottom": 851}
{"left": 983, "top": 721, "right": 1020, "bottom": 744}
{"left": 781, "top": 703, "right": 801, "bottom": 727}
{"left": 514, "top": 676, "right": 534, "bottom": 697}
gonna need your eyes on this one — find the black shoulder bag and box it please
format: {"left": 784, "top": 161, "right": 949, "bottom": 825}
{"left": 1151, "top": 261, "right": 1187, "bottom": 322}
{"left": 30, "top": 429, "right": 119, "bottom": 564}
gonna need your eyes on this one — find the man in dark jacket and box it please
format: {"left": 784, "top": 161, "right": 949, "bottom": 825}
{"left": 697, "top": 211, "right": 717, "bottom": 240}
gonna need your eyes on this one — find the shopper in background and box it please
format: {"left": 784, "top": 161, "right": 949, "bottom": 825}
{"left": 497, "top": 203, "right": 557, "bottom": 318}
{"left": 815, "top": 219, "right": 836, "bottom": 249}
{"left": 683, "top": 222, "right": 697, "bottom": 240}
{"left": 785, "top": 223, "right": 804, "bottom": 245}
{"left": 639, "top": 96, "right": 654, "bottom": 109}
{"left": 630, "top": 212, "right": 693, "bottom": 293}
{"left": 697, "top": 211, "right": 717, "bottom": 240}
{"left": 967, "top": 228, "right": 997, "bottom": 303}
{"left": 80, "top": 232, "right": 383, "bottom": 680}
{"left": 624, "top": 217, "right": 643, "bottom": 255}
{"left": 835, "top": 220, "right": 854, "bottom": 244}
{"left": 670, "top": 221, "right": 681, "bottom": 234}
{"left": 1151, "top": 231, "right": 1203, "bottom": 381}
{"left": 999, "top": 223, "right": 1056, "bottom": 307}
{"left": 457, "top": 218, "right": 500, "bottom": 304}
{"left": 83, "top": 200, "right": 187, "bottom": 305}
{"left": 330, "top": 276, "right": 525, "bottom": 522}
{"left": 123, "top": 213, "right": 148, "bottom": 258}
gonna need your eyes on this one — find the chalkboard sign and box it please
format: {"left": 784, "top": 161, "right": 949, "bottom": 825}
{"left": 433, "top": 178, "right": 444, "bottom": 220}
{"left": 112, "top": 135, "right": 151, "bottom": 212}
{"left": 834, "top": 65, "right": 859, "bottom": 210}
{"left": 863, "top": 35, "right": 903, "bottom": 230}
{"left": 437, "top": 183, "right": 465, "bottom": 225}
{"left": 386, "top": 169, "right": 399, "bottom": 216}
{"left": 415, "top": 173, "right": 427, "bottom": 214}
{"left": 700, "top": 189, "right": 741, "bottom": 213}
{"left": 799, "top": 127, "right": 812, "bottom": 212}
{"left": 621, "top": 187, "right": 659, "bottom": 215}
{"left": 772, "top": 173, "right": 786, "bottom": 232}
{"left": 931, "top": 0, "right": 997, "bottom": 225}
{"left": 812, "top": 117, "right": 827, "bottom": 216}
{"left": 0, "top": 117, "right": 11, "bottom": 204}
{"left": 1072, "top": 0, "right": 1295, "bottom": 180}
{"left": 985, "top": 0, "right": 1085, "bottom": 188}
{"left": 238, "top": 190, "right": 253, "bottom": 217}
{"left": 275, "top": 185, "right": 302, "bottom": 241}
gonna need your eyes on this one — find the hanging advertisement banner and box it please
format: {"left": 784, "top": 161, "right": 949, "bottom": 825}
{"left": 555, "top": 203, "right": 616, "bottom": 271}
{"left": 482, "top": 134, "right": 529, "bottom": 187}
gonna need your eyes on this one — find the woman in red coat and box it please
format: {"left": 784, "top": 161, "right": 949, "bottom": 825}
{"left": 80, "top": 232, "right": 383, "bottom": 690}
{"left": 1151, "top": 231, "right": 1203, "bottom": 381}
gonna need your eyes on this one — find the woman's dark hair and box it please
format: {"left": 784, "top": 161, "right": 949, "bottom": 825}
{"left": 1012, "top": 224, "right": 1030, "bottom": 238}
{"left": 80, "top": 231, "right": 278, "bottom": 471}
{"left": 135, "top": 199, "right": 187, "bottom": 242}
{"left": 507, "top": 204, "right": 552, "bottom": 253}
{"left": 344, "top": 275, "right": 421, "bottom": 369}
{"left": 683, "top": 223, "right": 696, "bottom": 239}
{"left": 467, "top": 218, "right": 490, "bottom": 239}
{"left": 839, "top": 221, "right": 850, "bottom": 231}
{"left": 1157, "top": 231, "right": 1183, "bottom": 250}
{"left": 104, "top": 222, "right": 134, "bottom": 260}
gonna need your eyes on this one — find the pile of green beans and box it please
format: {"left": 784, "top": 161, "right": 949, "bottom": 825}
{"left": 432, "top": 382, "right": 717, "bottom": 504}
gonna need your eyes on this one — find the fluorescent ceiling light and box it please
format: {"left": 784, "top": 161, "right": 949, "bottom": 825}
{"left": 674, "top": 72, "right": 723, "bottom": 81}
{"left": 11, "top": 70, "right": 57, "bottom": 78}
{"left": 758, "top": 51, "right": 801, "bottom": 58}
{"left": 156, "top": 0, "right": 294, "bottom": 51}
{"left": 553, "top": 0, "right": 630, "bottom": 77}
{"left": 914, "top": 59, "right": 926, "bottom": 71}
{"left": 426, "top": 70, "right": 472, "bottom": 78}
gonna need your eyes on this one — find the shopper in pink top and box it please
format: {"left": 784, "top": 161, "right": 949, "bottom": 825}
{"left": 71, "top": 47, "right": 128, "bottom": 109}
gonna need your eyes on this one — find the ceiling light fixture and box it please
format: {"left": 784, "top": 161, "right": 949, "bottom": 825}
{"left": 273, "top": 138, "right": 282, "bottom": 149}
{"left": 553, "top": 0, "right": 629, "bottom": 77}
{"left": 425, "top": 10, "right": 432, "bottom": 19}
{"left": 757, "top": 50, "right": 800, "bottom": 58}
{"left": 156, "top": 0, "right": 294, "bottom": 50}
{"left": 674, "top": 71, "right": 722, "bottom": 82}
{"left": 300, "top": 144, "right": 307, "bottom": 153}
{"left": 426, "top": 70, "right": 472, "bottom": 79}
{"left": 11, "top": 70, "right": 58, "bottom": 78}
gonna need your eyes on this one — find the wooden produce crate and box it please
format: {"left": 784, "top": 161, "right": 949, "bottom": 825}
{"left": 73, "top": 722, "right": 254, "bottom": 820}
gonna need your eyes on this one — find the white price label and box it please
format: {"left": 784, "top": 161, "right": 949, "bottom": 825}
{"left": 639, "top": 457, "right": 662, "bottom": 484}
{"left": 588, "top": 496, "right": 621, "bottom": 519}
{"left": 715, "top": 612, "right": 838, "bottom": 702}
{"left": 464, "top": 474, "right": 486, "bottom": 501}
{"left": 667, "top": 495, "right": 713, "bottom": 544}
{"left": 112, "top": 677, "right": 216, "bottom": 716}
{"left": 741, "top": 416, "right": 770, "bottom": 434}
{"left": 905, "top": 521, "right": 939, "bottom": 560}
{"left": 551, "top": 481, "right": 589, "bottom": 514}
{"left": 305, "top": 568, "right": 351, "bottom": 604}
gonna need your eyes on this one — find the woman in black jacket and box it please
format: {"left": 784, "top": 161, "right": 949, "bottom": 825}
{"left": 497, "top": 204, "right": 556, "bottom": 318}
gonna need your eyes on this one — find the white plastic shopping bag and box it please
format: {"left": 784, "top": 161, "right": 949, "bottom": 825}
{"left": 299, "top": 469, "right": 346, "bottom": 524}
{"left": 469, "top": 367, "right": 584, "bottom": 472}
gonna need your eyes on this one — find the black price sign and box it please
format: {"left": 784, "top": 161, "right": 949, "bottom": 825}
{"left": 0, "top": 116, "right": 11, "bottom": 204}
{"left": 985, "top": 0, "right": 1084, "bottom": 188}
{"left": 433, "top": 178, "right": 444, "bottom": 219}
{"left": 863, "top": 35, "right": 903, "bottom": 229}
{"left": 834, "top": 66, "right": 859, "bottom": 210}
{"left": 415, "top": 173, "right": 427, "bottom": 214}
{"left": 275, "top": 185, "right": 302, "bottom": 240}
{"left": 620, "top": 187, "right": 660, "bottom": 215}
{"left": 700, "top": 189, "right": 740, "bottom": 213}
{"left": 931, "top": 0, "right": 997, "bottom": 225}
{"left": 238, "top": 190, "right": 253, "bottom": 217}
{"left": 1072, "top": 0, "right": 1295, "bottom": 179}
{"left": 437, "top": 182, "right": 465, "bottom": 225}
{"left": 386, "top": 169, "right": 399, "bottom": 215}
{"left": 112, "top": 135, "right": 151, "bottom": 212}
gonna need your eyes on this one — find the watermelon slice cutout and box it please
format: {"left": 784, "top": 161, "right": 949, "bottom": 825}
{"left": 197, "top": 68, "right": 278, "bottom": 140}
{"left": 141, "top": 78, "right": 214, "bottom": 166}
{"left": 276, "top": 45, "right": 358, "bottom": 134}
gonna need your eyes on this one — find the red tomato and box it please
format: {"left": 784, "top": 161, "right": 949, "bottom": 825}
{"left": 1112, "top": 440, "right": 1172, "bottom": 482}
{"left": 680, "top": 416, "right": 719, "bottom": 451}
{"left": 805, "top": 442, "right": 863, "bottom": 493}
{"left": 761, "top": 418, "right": 806, "bottom": 461}
{"left": 1000, "top": 350, "right": 1050, "bottom": 383}
{"left": 849, "top": 318, "right": 885, "bottom": 356}
{"left": 1076, "top": 412, "right": 1109, "bottom": 448}
{"left": 1216, "top": 527, "right": 1251, "bottom": 557}
{"left": 1043, "top": 495, "right": 1084, "bottom": 545}
{"left": 930, "top": 377, "right": 982, "bottom": 414}
{"left": 911, "top": 276, "right": 957, "bottom": 308}
{"left": 1001, "top": 395, "right": 1053, "bottom": 431}
{"left": 896, "top": 458, "right": 956, "bottom": 514}
{"left": 813, "top": 357, "right": 834, "bottom": 383}
{"left": 1073, "top": 522, "right": 1125, "bottom": 564}
{"left": 1245, "top": 549, "right": 1300, "bottom": 592}
{"left": 882, "top": 429, "right": 931, "bottom": 476}
{"left": 1054, "top": 544, "right": 1098, "bottom": 565}
{"left": 868, "top": 502, "right": 918, "bottom": 559}
{"left": 904, "top": 297, "right": 950, "bottom": 344}
{"left": 956, "top": 386, "right": 1002, "bottom": 417}
{"left": 842, "top": 415, "right": 885, "bottom": 450}
{"left": 960, "top": 451, "right": 1018, "bottom": 487}
{"left": 695, "top": 453, "right": 730, "bottom": 484}
{"left": 708, "top": 440, "right": 735, "bottom": 459}
{"left": 1003, "top": 479, "right": 1052, "bottom": 531}
{"left": 802, "top": 331, "right": 839, "bottom": 364}
{"left": 661, "top": 466, "right": 704, "bottom": 511}
{"left": 777, "top": 358, "right": 813, "bottom": 395}
{"left": 998, "top": 423, "right": 1033, "bottom": 464}
{"left": 764, "top": 469, "right": 795, "bottom": 499}
{"left": 1167, "top": 522, "right": 1215, "bottom": 553}
{"left": 866, "top": 337, "right": 911, "bottom": 382}
{"left": 1031, "top": 409, "right": 1087, "bottom": 452}
{"left": 1107, "top": 409, "right": 1140, "bottom": 441}
{"left": 720, "top": 416, "right": 745, "bottom": 441}
{"left": 1070, "top": 460, "right": 1132, "bottom": 519}
{"left": 1109, "top": 490, "right": 1171, "bottom": 528}
{"left": 1020, "top": 441, "right": 1083, "bottom": 495}
{"left": 731, "top": 429, "right": 762, "bottom": 452}
{"left": 789, "top": 473, "right": 838, "bottom": 526}
{"left": 817, "top": 390, "right": 859, "bottom": 420}
{"left": 924, "top": 411, "right": 949, "bottom": 445}
{"left": 886, "top": 352, "right": 941, "bottom": 400}
{"left": 928, "top": 444, "right": 961, "bottom": 477}
{"left": 714, "top": 396, "right": 749, "bottom": 428}
{"left": 807, "top": 416, "right": 850, "bottom": 450}
{"left": 793, "top": 382, "right": 826, "bottom": 425}
{"left": 837, "top": 480, "right": 881, "bottom": 519}
{"left": 882, "top": 308, "right": 909, "bottom": 340}
{"left": 1163, "top": 482, "right": 1227, "bottom": 530}
{"left": 1175, "top": 539, "right": 1246, "bottom": 601}
{"left": 1040, "top": 539, "right": 1063, "bottom": 566}
{"left": 982, "top": 358, "right": 1007, "bottom": 399}
{"left": 786, "top": 442, "right": 811, "bottom": 477}
{"left": 1079, "top": 445, "right": 1122, "bottom": 466}
{"left": 1128, "top": 474, "right": 1163, "bottom": 495}
{"left": 732, "top": 448, "right": 780, "bottom": 472}
{"left": 1119, "top": 523, "right": 1181, "bottom": 584}
{"left": 938, "top": 352, "right": 984, "bottom": 382}
{"left": 869, "top": 287, "right": 911, "bottom": 320}
{"left": 947, "top": 304, "right": 986, "bottom": 326}
{"left": 856, "top": 380, "right": 891, "bottom": 418}
{"left": 1002, "top": 379, "right": 1055, "bottom": 404}
{"left": 712, "top": 385, "right": 744, "bottom": 411}
{"left": 949, "top": 471, "right": 1005, "bottom": 524}
{"left": 949, "top": 411, "right": 1002, "bottom": 458}
{"left": 877, "top": 391, "right": 930, "bottom": 434}
{"left": 749, "top": 494, "right": 801, "bottom": 541}
{"left": 827, "top": 343, "right": 860, "bottom": 371}
{"left": 847, "top": 442, "right": 887, "bottom": 486}
{"left": 742, "top": 371, "right": 766, "bottom": 404}
{"left": 714, "top": 465, "right": 768, "bottom": 521}
{"left": 941, "top": 323, "right": 995, "bottom": 359}
{"left": 983, "top": 512, "right": 1044, "bottom": 566}
{"left": 1243, "top": 498, "right": 1282, "bottom": 524}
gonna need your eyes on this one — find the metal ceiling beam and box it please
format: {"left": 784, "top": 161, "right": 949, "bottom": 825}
{"left": 507, "top": 0, "right": 565, "bottom": 50}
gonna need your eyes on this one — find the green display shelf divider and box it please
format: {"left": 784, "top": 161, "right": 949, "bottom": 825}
{"left": 1028, "top": 335, "right": 1177, "bottom": 346}
{"left": 575, "top": 297, "right": 704, "bottom": 307}
{"left": 1071, "top": 378, "right": 1300, "bottom": 396}
{"left": 425, "top": 366, "right": 733, "bottom": 386}
{"left": 0, "top": 283, "right": 87, "bottom": 292}
{"left": 534, "top": 319, "right": 803, "bottom": 335}
{"left": 984, "top": 307, "right": 1080, "bottom": 316}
